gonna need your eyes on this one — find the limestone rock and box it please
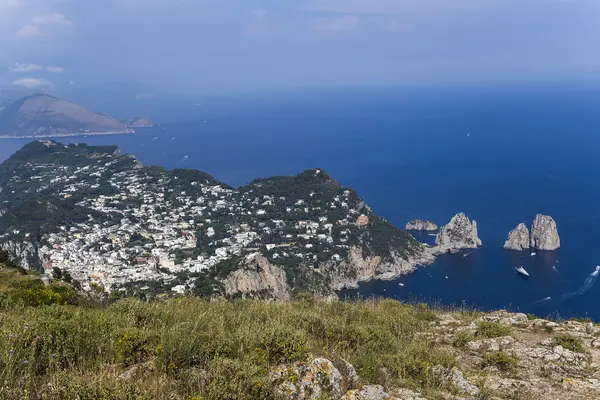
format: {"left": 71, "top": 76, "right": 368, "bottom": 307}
{"left": 530, "top": 214, "right": 560, "bottom": 251}
{"left": 448, "top": 367, "right": 481, "bottom": 396}
{"left": 405, "top": 219, "right": 438, "bottom": 232}
{"left": 504, "top": 223, "right": 530, "bottom": 251}
{"left": 222, "top": 253, "right": 291, "bottom": 300}
{"left": 270, "top": 358, "right": 343, "bottom": 400}
{"left": 341, "top": 385, "right": 400, "bottom": 400}
{"left": 434, "top": 213, "right": 482, "bottom": 253}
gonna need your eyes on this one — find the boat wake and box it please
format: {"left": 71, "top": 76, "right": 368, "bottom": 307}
{"left": 463, "top": 249, "right": 480, "bottom": 258}
{"left": 531, "top": 267, "right": 599, "bottom": 306}
{"left": 559, "top": 268, "right": 599, "bottom": 301}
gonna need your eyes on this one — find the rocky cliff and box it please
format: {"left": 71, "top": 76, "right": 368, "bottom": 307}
{"left": 503, "top": 223, "right": 530, "bottom": 251}
{"left": 530, "top": 214, "right": 560, "bottom": 251}
{"left": 406, "top": 219, "right": 438, "bottom": 231}
{"left": 223, "top": 253, "right": 291, "bottom": 299}
{"left": 326, "top": 246, "right": 435, "bottom": 291}
{"left": 434, "top": 213, "right": 482, "bottom": 253}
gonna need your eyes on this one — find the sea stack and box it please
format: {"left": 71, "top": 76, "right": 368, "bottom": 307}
{"left": 503, "top": 223, "right": 530, "bottom": 251}
{"left": 530, "top": 214, "right": 560, "bottom": 251}
{"left": 435, "top": 213, "right": 482, "bottom": 253}
{"left": 406, "top": 219, "right": 438, "bottom": 231}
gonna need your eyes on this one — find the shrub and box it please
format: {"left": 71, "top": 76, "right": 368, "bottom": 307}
{"left": 11, "top": 280, "right": 77, "bottom": 307}
{"left": 453, "top": 331, "right": 475, "bottom": 347}
{"left": 553, "top": 335, "right": 585, "bottom": 353}
{"left": 260, "top": 328, "right": 309, "bottom": 365}
{"left": 115, "top": 330, "right": 155, "bottom": 366}
{"left": 477, "top": 321, "right": 512, "bottom": 339}
{"left": 526, "top": 313, "right": 538, "bottom": 321}
{"left": 483, "top": 351, "right": 518, "bottom": 371}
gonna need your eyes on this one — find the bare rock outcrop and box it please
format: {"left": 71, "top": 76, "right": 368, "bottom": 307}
{"left": 504, "top": 223, "right": 530, "bottom": 251}
{"left": 530, "top": 214, "right": 560, "bottom": 251}
{"left": 222, "top": 253, "right": 291, "bottom": 300}
{"left": 434, "top": 213, "right": 482, "bottom": 253}
{"left": 327, "top": 246, "right": 435, "bottom": 290}
{"left": 405, "top": 219, "right": 438, "bottom": 232}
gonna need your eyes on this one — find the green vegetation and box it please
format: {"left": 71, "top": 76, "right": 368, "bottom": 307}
{"left": 0, "top": 287, "right": 454, "bottom": 399}
{"left": 477, "top": 321, "right": 513, "bottom": 339}
{"left": 482, "top": 351, "right": 518, "bottom": 371}
{"left": 553, "top": 334, "right": 586, "bottom": 354}
{"left": 0, "top": 264, "right": 79, "bottom": 308}
{"left": 453, "top": 331, "right": 475, "bottom": 347}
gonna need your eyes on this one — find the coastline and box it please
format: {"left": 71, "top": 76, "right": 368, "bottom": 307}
{"left": 0, "top": 129, "right": 136, "bottom": 139}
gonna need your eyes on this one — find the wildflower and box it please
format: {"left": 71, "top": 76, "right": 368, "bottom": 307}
{"left": 23, "top": 360, "right": 28, "bottom": 365}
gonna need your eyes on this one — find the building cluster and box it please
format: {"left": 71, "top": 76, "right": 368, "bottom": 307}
{"left": 1, "top": 146, "right": 366, "bottom": 293}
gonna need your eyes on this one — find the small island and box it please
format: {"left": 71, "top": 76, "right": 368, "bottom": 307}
{"left": 406, "top": 219, "right": 438, "bottom": 231}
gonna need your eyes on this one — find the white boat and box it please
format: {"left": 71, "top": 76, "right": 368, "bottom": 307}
{"left": 530, "top": 252, "right": 537, "bottom": 256}
{"left": 398, "top": 283, "right": 405, "bottom": 287}
{"left": 516, "top": 266, "right": 530, "bottom": 277}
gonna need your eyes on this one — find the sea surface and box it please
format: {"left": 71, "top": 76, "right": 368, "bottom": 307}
{"left": 2, "top": 84, "right": 600, "bottom": 319}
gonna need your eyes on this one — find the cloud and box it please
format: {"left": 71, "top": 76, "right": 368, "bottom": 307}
{"left": 46, "top": 66, "right": 65, "bottom": 73}
{"left": 11, "top": 63, "right": 42, "bottom": 72}
{"left": 15, "top": 13, "right": 72, "bottom": 38}
{"left": 0, "top": 0, "right": 19, "bottom": 8}
{"left": 13, "top": 78, "right": 52, "bottom": 88}
{"left": 15, "top": 24, "right": 40, "bottom": 38}
{"left": 31, "top": 13, "right": 72, "bottom": 26}
{"left": 313, "top": 15, "right": 360, "bottom": 31}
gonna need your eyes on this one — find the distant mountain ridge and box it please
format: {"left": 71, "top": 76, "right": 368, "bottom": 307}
{"left": 0, "top": 94, "right": 152, "bottom": 138}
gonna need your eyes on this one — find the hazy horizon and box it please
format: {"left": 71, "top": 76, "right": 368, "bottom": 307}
{"left": 1, "top": 0, "right": 599, "bottom": 95}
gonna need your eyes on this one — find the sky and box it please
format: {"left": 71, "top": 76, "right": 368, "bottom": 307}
{"left": 0, "top": 0, "right": 599, "bottom": 94}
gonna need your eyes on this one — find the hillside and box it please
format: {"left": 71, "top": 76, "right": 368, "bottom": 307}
{"left": 0, "top": 141, "right": 428, "bottom": 299}
{"left": 1, "top": 280, "right": 599, "bottom": 400}
{"left": 0, "top": 94, "right": 145, "bottom": 138}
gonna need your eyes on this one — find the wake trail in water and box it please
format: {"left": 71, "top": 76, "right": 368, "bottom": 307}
{"left": 559, "top": 269, "right": 599, "bottom": 301}
{"left": 463, "top": 248, "right": 480, "bottom": 258}
{"left": 530, "top": 267, "right": 599, "bottom": 306}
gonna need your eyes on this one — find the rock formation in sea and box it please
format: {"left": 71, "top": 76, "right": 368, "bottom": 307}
{"left": 503, "top": 223, "right": 530, "bottom": 251}
{"left": 530, "top": 214, "right": 560, "bottom": 251}
{"left": 434, "top": 213, "right": 482, "bottom": 253}
{"left": 406, "top": 219, "right": 438, "bottom": 231}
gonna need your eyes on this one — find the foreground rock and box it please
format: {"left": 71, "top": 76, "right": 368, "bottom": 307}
{"left": 530, "top": 214, "right": 560, "bottom": 250}
{"left": 504, "top": 223, "right": 530, "bottom": 251}
{"left": 434, "top": 213, "right": 482, "bottom": 253}
{"left": 405, "top": 219, "right": 438, "bottom": 232}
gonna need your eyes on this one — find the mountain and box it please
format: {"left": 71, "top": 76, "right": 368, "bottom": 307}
{"left": 0, "top": 94, "right": 137, "bottom": 138}
{"left": 124, "top": 115, "right": 153, "bottom": 127}
{"left": 0, "top": 140, "right": 431, "bottom": 299}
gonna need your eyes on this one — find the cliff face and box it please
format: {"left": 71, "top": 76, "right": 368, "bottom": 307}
{"left": 406, "top": 219, "right": 438, "bottom": 231}
{"left": 326, "top": 246, "right": 435, "bottom": 291}
{"left": 530, "top": 214, "right": 560, "bottom": 251}
{"left": 0, "top": 240, "right": 41, "bottom": 270}
{"left": 222, "top": 246, "right": 436, "bottom": 300}
{"left": 434, "top": 213, "right": 482, "bottom": 253}
{"left": 504, "top": 223, "right": 530, "bottom": 251}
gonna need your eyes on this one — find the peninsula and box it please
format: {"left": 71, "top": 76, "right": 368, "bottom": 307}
{"left": 0, "top": 94, "right": 151, "bottom": 138}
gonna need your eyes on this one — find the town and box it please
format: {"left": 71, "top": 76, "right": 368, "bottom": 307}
{"left": 0, "top": 141, "right": 387, "bottom": 296}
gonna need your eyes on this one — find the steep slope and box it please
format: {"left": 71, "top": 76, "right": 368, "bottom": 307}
{"left": 0, "top": 141, "right": 429, "bottom": 298}
{"left": 0, "top": 94, "right": 132, "bottom": 137}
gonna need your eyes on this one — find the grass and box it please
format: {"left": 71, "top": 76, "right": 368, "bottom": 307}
{"left": 477, "top": 321, "right": 512, "bottom": 339}
{"left": 0, "top": 267, "right": 455, "bottom": 400}
{"left": 482, "top": 351, "right": 518, "bottom": 371}
{"left": 553, "top": 334, "right": 586, "bottom": 354}
{"left": 453, "top": 331, "right": 475, "bottom": 348}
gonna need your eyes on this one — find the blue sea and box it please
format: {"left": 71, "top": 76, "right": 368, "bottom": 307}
{"left": 2, "top": 84, "right": 600, "bottom": 319}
